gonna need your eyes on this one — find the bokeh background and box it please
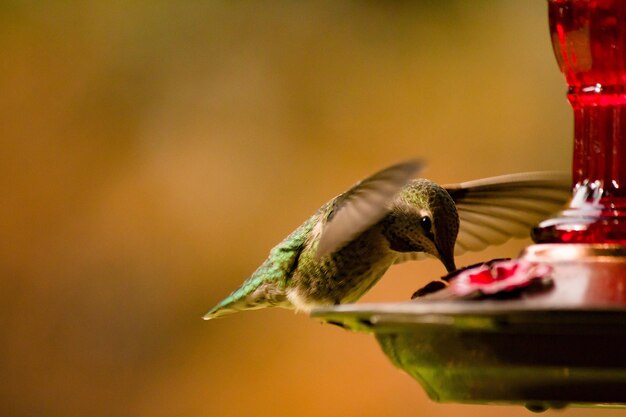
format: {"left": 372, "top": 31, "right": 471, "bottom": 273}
{"left": 3, "top": 1, "right": 623, "bottom": 416}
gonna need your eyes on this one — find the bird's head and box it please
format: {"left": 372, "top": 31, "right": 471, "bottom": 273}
{"left": 382, "top": 179, "right": 459, "bottom": 272}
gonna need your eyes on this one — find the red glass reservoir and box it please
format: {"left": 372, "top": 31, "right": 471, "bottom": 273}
{"left": 533, "top": 0, "right": 626, "bottom": 243}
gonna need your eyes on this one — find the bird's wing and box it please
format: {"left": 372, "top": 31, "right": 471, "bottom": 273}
{"left": 316, "top": 160, "right": 424, "bottom": 258}
{"left": 393, "top": 171, "right": 571, "bottom": 264}
{"left": 446, "top": 171, "right": 571, "bottom": 255}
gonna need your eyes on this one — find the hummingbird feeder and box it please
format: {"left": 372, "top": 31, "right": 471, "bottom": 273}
{"left": 312, "top": 0, "right": 626, "bottom": 411}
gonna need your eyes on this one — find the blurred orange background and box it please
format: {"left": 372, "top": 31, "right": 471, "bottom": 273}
{"left": 3, "top": 1, "right": 622, "bottom": 416}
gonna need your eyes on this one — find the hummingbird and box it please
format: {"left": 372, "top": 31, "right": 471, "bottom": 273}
{"left": 204, "top": 160, "right": 570, "bottom": 320}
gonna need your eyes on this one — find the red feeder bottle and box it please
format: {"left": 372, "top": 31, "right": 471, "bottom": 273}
{"left": 533, "top": 0, "right": 626, "bottom": 243}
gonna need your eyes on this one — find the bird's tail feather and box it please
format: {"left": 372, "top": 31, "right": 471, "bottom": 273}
{"left": 203, "top": 279, "right": 286, "bottom": 320}
{"left": 203, "top": 300, "right": 266, "bottom": 320}
{"left": 203, "top": 289, "right": 258, "bottom": 320}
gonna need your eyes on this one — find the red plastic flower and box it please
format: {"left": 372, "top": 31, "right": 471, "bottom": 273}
{"left": 447, "top": 259, "right": 553, "bottom": 298}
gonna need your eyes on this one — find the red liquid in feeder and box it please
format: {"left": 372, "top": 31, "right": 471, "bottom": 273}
{"left": 533, "top": 0, "right": 626, "bottom": 243}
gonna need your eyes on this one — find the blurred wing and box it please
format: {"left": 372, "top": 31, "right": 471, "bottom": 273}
{"left": 446, "top": 171, "right": 571, "bottom": 255}
{"left": 316, "top": 160, "right": 424, "bottom": 258}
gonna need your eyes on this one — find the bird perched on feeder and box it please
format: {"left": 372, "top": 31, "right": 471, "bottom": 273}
{"left": 204, "top": 160, "right": 570, "bottom": 320}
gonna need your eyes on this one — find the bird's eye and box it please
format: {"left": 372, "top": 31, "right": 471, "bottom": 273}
{"left": 420, "top": 216, "right": 432, "bottom": 233}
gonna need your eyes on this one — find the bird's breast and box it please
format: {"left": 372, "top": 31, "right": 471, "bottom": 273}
{"left": 289, "top": 227, "right": 397, "bottom": 306}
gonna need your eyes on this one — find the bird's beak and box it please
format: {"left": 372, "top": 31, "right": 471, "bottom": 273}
{"left": 436, "top": 242, "right": 457, "bottom": 273}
